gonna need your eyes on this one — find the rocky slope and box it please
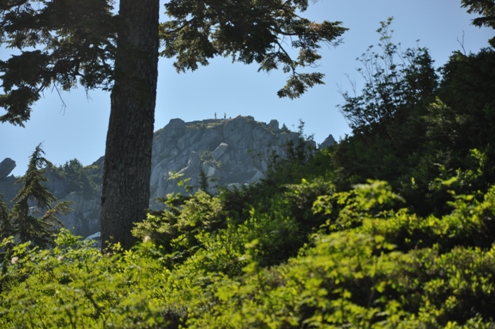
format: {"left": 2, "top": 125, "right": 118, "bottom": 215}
{"left": 0, "top": 116, "right": 335, "bottom": 237}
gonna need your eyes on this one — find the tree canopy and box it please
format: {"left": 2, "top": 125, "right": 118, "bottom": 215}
{"left": 0, "top": 0, "right": 346, "bottom": 125}
{"left": 0, "top": 0, "right": 117, "bottom": 125}
{"left": 161, "top": 0, "right": 347, "bottom": 98}
{"left": 461, "top": 0, "right": 495, "bottom": 46}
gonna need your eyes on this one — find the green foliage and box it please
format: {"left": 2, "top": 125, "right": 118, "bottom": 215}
{"left": 9, "top": 145, "right": 72, "bottom": 249}
{"left": 461, "top": 0, "right": 495, "bottom": 47}
{"left": 0, "top": 230, "right": 175, "bottom": 328}
{"left": 133, "top": 191, "right": 227, "bottom": 267}
{"left": 2, "top": 7, "right": 495, "bottom": 327}
{"left": 0, "top": 194, "right": 11, "bottom": 242}
{"left": 334, "top": 20, "right": 495, "bottom": 217}
{"left": 2, "top": 174, "right": 495, "bottom": 327}
{"left": 0, "top": 0, "right": 117, "bottom": 125}
{"left": 0, "top": 194, "right": 13, "bottom": 278}
{"left": 161, "top": 0, "right": 348, "bottom": 98}
{"left": 181, "top": 182, "right": 495, "bottom": 328}
{"left": 339, "top": 18, "right": 437, "bottom": 136}
{"left": 280, "top": 123, "right": 291, "bottom": 133}
{"left": 199, "top": 150, "right": 222, "bottom": 169}
{"left": 49, "top": 158, "right": 100, "bottom": 198}
{"left": 261, "top": 122, "right": 329, "bottom": 192}
{"left": 314, "top": 180, "right": 405, "bottom": 232}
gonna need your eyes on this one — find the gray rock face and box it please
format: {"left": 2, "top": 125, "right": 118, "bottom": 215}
{"left": 149, "top": 116, "right": 313, "bottom": 207}
{"left": 0, "top": 175, "right": 20, "bottom": 205}
{"left": 56, "top": 192, "right": 100, "bottom": 238}
{"left": 0, "top": 158, "right": 16, "bottom": 180}
{"left": 320, "top": 134, "right": 336, "bottom": 149}
{"left": 1, "top": 116, "right": 327, "bottom": 237}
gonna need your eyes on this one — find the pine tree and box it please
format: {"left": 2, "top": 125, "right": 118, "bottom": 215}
{"left": 0, "top": 194, "right": 13, "bottom": 280}
{"left": 1, "top": 1, "right": 347, "bottom": 249}
{"left": 10, "top": 145, "right": 72, "bottom": 249}
{"left": 0, "top": 194, "right": 11, "bottom": 242}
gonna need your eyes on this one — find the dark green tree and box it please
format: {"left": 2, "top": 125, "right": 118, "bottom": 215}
{"left": 338, "top": 18, "right": 437, "bottom": 138}
{"left": 0, "top": 194, "right": 12, "bottom": 281}
{"left": 0, "top": 194, "right": 11, "bottom": 242}
{"left": 0, "top": 1, "right": 346, "bottom": 249}
{"left": 9, "top": 144, "right": 72, "bottom": 248}
{"left": 334, "top": 19, "right": 437, "bottom": 192}
{"left": 0, "top": 194, "right": 12, "bottom": 271}
{"left": 335, "top": 18, "right": 495, "bottom": 216}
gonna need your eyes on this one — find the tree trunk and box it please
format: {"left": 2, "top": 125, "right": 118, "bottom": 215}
{"left": 101, "top": 0, "right": 159, "bottom": 250}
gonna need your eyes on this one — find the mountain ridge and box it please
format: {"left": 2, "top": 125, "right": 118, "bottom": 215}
{"left": 1, "top": 115, "right": 335, "bottom": 237}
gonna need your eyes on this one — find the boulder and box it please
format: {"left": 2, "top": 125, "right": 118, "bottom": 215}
{"left": 268, "top": 119, "right": 280, "bottom": 133}
{"left": 0, "top": 158, "right": 16, "bottom": 180}
{"left": 212, "top": 143, "right": 228, "bottom": 160}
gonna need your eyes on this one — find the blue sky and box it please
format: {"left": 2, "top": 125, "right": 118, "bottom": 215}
{"left": 1, "top": 0, "right": 494, "bottom": 177}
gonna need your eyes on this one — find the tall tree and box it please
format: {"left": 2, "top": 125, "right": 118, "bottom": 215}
{"left": 10, "top": 144, "right": 72, "bottom": 248}
{"left": 0, "top": 193, "right": 12, "bottom": 280}
{"left": 0, "top": 194, "right": 11, "bottom": 242}
{"left": 0, "top": 1, "right": 347, "bottom": 249}
{"left": 100, "top": 0, "right": 160, "bottom": 250}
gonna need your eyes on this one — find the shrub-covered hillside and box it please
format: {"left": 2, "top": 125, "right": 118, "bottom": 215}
{"left": 1, "top": 165, "right": 495, "bottom": 328}
{"left": 1, "top": 19, "right": 495, "bottom": 328}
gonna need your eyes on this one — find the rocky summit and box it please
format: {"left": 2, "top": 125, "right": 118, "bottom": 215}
{"left": 0, "top": 116, "right": 335, "bottom": 238}
{"left": 150, "top": 116, "right": 315, "bottom": 205}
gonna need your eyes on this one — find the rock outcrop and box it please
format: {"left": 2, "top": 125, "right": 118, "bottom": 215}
{"left": 149, "top": 116, "right": 308, "bottom": 207}
{"left": 0, "top": 158, "right": 20, "bottom": 208}
{"left": 1, "top": 116, "right": 326, "bottom": 237}
{"left": 320, "top": 134, "right": 336, "bottom": 149}
{"left": 0, "top": 158, "right": 16, "bottom": 180}
{"left": 56, "top": 192, "right": 100, "bottom": 238}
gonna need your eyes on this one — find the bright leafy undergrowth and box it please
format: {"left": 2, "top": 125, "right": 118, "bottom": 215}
{"left": 1, "top": 174, "right": 495, "bottom": 328}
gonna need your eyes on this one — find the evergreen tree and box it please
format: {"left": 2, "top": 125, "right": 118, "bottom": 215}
{"left": 10, "top": 144, "right": 72, "bottom": 249}
{"left": 335, "top": 19, "right": 495, "bottom": 216}
{"left": 0, "top": 1, "right": 346, "bottom": 249}
{"left": 0, "top": 194, "right": 11, "bottom": 242}
{"left": 0, "top": 193, "right": 12, "bottom": 280}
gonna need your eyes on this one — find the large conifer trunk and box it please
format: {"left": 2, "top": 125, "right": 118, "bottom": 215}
{"left": 101, "top": 0, "right": 159, "bottom": 250}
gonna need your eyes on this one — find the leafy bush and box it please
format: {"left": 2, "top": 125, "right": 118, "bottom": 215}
{"left": 2, "top": 178, "right": 495, "bottom": 328}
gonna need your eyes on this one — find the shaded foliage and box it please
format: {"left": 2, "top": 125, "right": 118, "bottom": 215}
{"left": 461, "top": 0, "right": 495, "bottom": 47}
{"left": 0, "top": 0, "right": 117, "bottom": 125}
{"left": 8, "top": 145, "right": 72, "bottom": 248}
{"left": 161, "top": 0, "right": 347, "bottom": 99}
{"left": 333, "top": 19, "right": 495, "bottom": 217}
{"left": 49, "top": 158, "right": 100, "bottom": 198}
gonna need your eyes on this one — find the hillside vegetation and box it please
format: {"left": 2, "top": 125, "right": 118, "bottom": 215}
{"left": 1, "top": 20, "right": 495, "bottom": 328}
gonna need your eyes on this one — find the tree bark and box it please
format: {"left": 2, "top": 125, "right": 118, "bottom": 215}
{"left": 101, "top": 0, "right": 159, "bottom": 250}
